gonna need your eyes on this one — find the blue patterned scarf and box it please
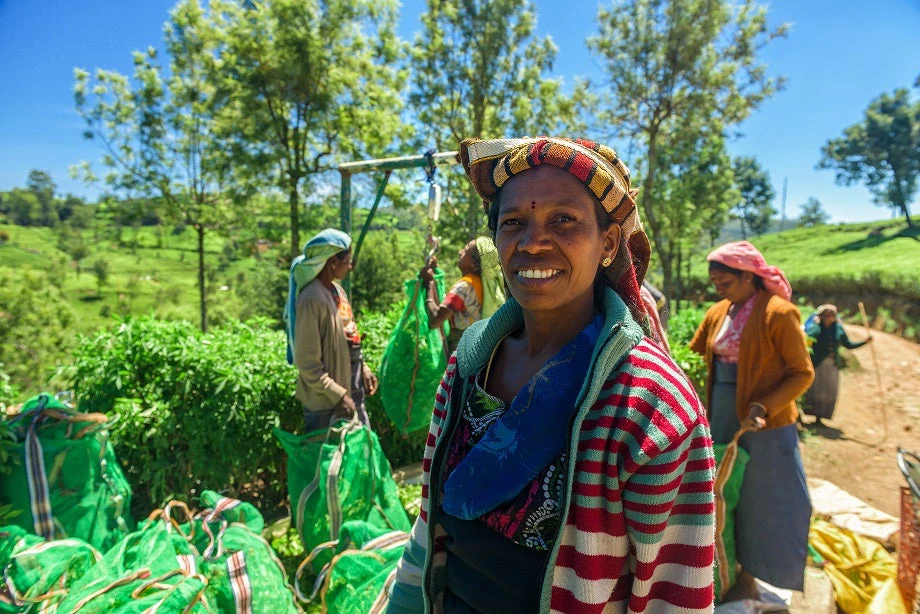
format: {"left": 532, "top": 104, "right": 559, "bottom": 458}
{"left": 441, "top": 314, "right": 603, "bottom": 520}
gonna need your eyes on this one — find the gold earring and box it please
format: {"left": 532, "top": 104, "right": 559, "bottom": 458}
{"left": 601, "top": 256, "right": 612, "bottom": 267}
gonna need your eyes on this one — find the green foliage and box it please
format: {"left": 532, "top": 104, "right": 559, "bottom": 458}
{"left": 397, "top": 483, "right": 423, "bottom": 523}
{"left": 214, "top": 0, "right": 407, "bottom": 256}
{"left": 732, "top": 156, "right": 777, "bottom": 238}
{"left": 798, "top": 197, "right": 830, "bottom": 228}
{"left": 0, "top": 268, "right": 75, "bottom": 393}
{"left": 410, "top": 0, "right": 585, "bottom": 242}
{"left": 667, "top": 307, "right": 707, "bottom": 396}
{"left": 351, "top": 231, "right": 425, "bottom": 314}
{"left": 818, "top": 85, "right": 919, "bottom": 227}
{"left": 588, "top": 0, "right": 788, "bottom": 298}
{"left": 0, "top": 366, "right": 22, "bottom": 524}
{"left": 91, "top": 258, "right": 110, "bottom": 291}
{"left": 63, "top": 316, "right": 303, "bottom": 518}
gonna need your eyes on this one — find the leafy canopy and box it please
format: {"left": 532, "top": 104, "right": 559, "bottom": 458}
{"left": 819, "top": 86, "right": 919, "bottom": 227}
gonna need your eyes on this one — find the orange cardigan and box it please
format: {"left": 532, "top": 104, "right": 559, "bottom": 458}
{"left": 690, "top": 292, "right": 815, "bottom": 429}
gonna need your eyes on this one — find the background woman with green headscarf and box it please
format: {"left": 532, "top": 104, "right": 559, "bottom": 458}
{"left": 420, "top": 236, "right": 505, "bottom": 354}
{"left": 284, "top": 228, "right": 378, "bottom": 430}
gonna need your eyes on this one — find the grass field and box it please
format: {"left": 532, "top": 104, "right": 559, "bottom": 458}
{"left": 0, "top": 223, "right": 239, "bottom": 333}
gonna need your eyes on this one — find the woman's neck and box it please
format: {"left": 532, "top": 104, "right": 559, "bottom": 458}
{"left": 518, "top": 295, "right": 597, "bottom": 359}
{"left": 732, "top": 288, "right": 757, "bottom": 308}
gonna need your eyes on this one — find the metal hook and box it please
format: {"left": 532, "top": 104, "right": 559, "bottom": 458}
{"left": 423, "top": 150, "right": 436, "bottom": 183}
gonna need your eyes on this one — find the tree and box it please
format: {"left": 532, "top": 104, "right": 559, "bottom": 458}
{"left": 654, "top": 118, "right": 739, "bottom": 300}
{"left": 797, "top": 196, "right": 829, "bottom": 227}
{"left": 74, "top": 0, "right": 246, "bottom": 330}
{"left": 818, "top": 87, "right": 919, "bottom": 227}
{"left": 26, "top": 170, "right": 59, "bottom": 226}
{"left": 215, "top": 0, "right": 406, "bottom": 256}
{"left": 92, "top": 258, "right": 110, "bottom": 294}
{"left": 2, "top": 189, "right": 41, "bottom": 226}
{"left": 588, "top": 0, "right": 787, "bottom": 298}
{"left": 732, "top": 156, "right": 776, "bottom": 238}
{"left": 410, "top": 0, "right": 584, "bottom": 241}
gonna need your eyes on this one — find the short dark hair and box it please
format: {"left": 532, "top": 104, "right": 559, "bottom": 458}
{"left": 708, "top": 260, "right": 765, "bottom": 290}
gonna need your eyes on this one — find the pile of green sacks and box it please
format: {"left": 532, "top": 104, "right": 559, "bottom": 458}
{"left": 1, "top": 491, "right": 300, "bottom": 612}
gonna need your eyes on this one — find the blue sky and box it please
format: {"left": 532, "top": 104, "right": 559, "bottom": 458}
{"left": 1, "top": 0, "right": 918, "bottom": 222}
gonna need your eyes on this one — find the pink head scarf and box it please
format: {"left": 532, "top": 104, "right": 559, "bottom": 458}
{"left": 707, "top": 241, "right": 792, "bottom": 301}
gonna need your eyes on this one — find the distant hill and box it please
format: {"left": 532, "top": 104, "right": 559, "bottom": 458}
{"left": 687, "top": 219, "right": 920, "bottom": 339}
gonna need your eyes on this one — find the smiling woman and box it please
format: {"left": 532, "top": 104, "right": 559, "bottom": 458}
{"left": 386, "top": 137, "right": 716, "bottom": 614}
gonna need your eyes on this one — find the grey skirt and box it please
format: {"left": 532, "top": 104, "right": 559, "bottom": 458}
{"left": 804, "top": 356, "right": 839, "bottom": 419}
{"left": 710, "top": 361, "right": 812, "bottom": 591}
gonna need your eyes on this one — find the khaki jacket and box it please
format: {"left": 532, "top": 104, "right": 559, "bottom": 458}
{"left": 293, "top": 279, "right": 351, "bottom": 411}
{"left": 690, "top": 292, "right": 815, "bottom": 429}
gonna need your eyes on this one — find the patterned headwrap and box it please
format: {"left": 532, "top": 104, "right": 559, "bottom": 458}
{"left": 707, "top": 240, "right": 792, "bottom": 301}
{"left": 459, "top": 136, "right": 651, "bottom": 286}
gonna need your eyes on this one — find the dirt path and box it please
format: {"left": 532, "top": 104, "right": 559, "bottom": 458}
{"left": 799, "top": 324, "right": 920, "bottom": 516}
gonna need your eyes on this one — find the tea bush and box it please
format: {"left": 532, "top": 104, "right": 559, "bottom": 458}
{"left": 64, "top": 316, "right": 302, "bottom": 518}
{"left": 667, "top": 307, "right": 707, "bottom": 398}
{"left": 61, "top": 305, "right": 431, "bottom": 520}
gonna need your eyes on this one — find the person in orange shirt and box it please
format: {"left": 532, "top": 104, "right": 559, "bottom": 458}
{"left": 691, "top": 240, "right": 815, "bottom": 602}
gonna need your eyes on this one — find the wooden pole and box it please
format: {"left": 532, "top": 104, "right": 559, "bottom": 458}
{"left": 858, "top": 301, "right": 888, "bottom": 445}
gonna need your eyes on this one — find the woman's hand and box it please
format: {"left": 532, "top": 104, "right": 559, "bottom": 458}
{"left": 419, "top": 267, "right": 434, "bottom": 283}
{"left": 363, "top": 364, "right": 379, "bottom": 396}
{"left": 742, "top": 403, "right": 767, "bottom": 431}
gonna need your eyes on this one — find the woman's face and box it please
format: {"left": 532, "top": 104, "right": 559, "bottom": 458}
{"left": 457, "top": 240, "right": 477, "bottom": 274}
{"left": 329, "top": 250, "right": 353, "bottom": 281}
{"left": 709, "top": 269, "right": 754, "bottom": 303}
{"left": 495, "top": 165, "right": 619, "bottom": 317}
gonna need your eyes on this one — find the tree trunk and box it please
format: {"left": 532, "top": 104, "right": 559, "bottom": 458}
{"left": 902, "top": 204, "right": 914, "bottom": 228}
{"left": 641, "top": 127, "right": 676, "bottom": 299}
{"left": 196, "top": 224, "right": 207, "bottom": 332}
{"left": 289, "top": 182, "right": 300, "bottom": 258}
{"left": 740, "top": 217, "right": 747, "bottom": 239}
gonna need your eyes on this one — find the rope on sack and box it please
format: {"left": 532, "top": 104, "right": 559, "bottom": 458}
{"left": 712, "top": 426, "right": 750, "bottom": 602}
{"left": 70, "top": 568, "right": 152, "bottom": 612}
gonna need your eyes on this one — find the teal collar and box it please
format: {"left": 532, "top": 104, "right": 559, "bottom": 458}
{"left": 455, "top": 288, "right": 644, "bottom": 379}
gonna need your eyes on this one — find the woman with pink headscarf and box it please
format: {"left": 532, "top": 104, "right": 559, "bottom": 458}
{"left": 690, "top": 240, "right": 815, "bottom": 602}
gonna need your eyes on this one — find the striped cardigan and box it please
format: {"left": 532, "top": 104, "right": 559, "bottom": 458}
{"left": 387, "top": 290, "right": 716, "bottom": 614}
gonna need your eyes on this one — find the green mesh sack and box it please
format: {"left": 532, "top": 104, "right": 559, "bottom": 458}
{"left": 294, "top": 520, "right": 410, "bottom": 614}
{"left": 0, "top": 393, "right": 134, "bottom": 552}
{"left": 0, "top": 525, "right": 103, "bottom": 612}
{"left": 712, "top": 436, "right": 750, "bottom": 603}
{"left": 185, "top": 491, "right": 299, "bottom": 614}
{"left": 379, "top": 270, "right": 450, "bottom": 434}
{"left": 275, "top": 420, "right": 411, "bottom": 555}
{"left": 58, "top": 492, "right": 300, "bottom": 613}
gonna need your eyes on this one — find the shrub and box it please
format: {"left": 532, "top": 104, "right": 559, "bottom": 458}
{"left": 350, "top": 231, "right": 425, "bottom": 313}
{"left": 0, "top": 268, "right": 75, "bottom": 393}
{"left": 63, "top": 316, "right": 303, "bottom": 519}
{"left": 667, "top": 307, "right": 708, "bottom": 398}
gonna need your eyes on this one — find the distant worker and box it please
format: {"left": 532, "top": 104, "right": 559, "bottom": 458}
{"left": 283, "top": 228, "right": 378, "bottom": 431}
{"left": 420, "top": 236, "right": 505, "bottom": 354}
{"left": 690, "top": 240, "right": 814, "bottom": 601}
{"left": 803, "top": 304, "right": 872, "bottom": 426}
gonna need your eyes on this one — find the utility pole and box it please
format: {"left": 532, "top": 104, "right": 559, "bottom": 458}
{"left": 779, "top": 177, "right": 788, "bottom": 231}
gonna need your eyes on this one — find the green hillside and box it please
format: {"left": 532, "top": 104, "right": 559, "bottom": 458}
{"left": 689, "top": 219, "right": 920, "bottom": 337}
